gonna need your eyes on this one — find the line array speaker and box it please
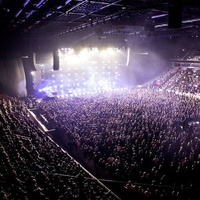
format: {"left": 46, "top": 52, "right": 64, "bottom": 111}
{"left": 53, "top": 49, "right": 59, "bottom": 70}
{"left": 168, "top": 0, "right": 182, "bottom": 29}
{"left": 27, "top": 52, "right": 37, "bottom": 71}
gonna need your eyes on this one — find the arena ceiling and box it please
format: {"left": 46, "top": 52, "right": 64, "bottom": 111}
{"left": 1, "top": 0, "right": 200, "bottom": 41}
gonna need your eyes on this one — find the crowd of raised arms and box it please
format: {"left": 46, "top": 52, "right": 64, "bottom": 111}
{"left": 1, "top": 67, "right": 200, "bottom": 200}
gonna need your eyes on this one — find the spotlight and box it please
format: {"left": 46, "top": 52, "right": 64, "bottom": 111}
{"left": 107, "top": 48, "right": 115, "bottom": 55}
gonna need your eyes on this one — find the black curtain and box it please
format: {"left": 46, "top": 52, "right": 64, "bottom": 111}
{"left": 0, "top": 57, "right": 27, "bottom": 97}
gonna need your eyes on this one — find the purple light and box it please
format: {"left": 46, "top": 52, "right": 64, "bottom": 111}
{"left": 151, "top": 14, "right": 167, "bottom": 19}
{"left": 36, "top": 0, "right": 45, "bottom": 8}
{"left": 65, "top": 0, "right": 72, "bottom": 5}
{"left": 46, "top": 13, "right": 52, "bottom": 18}
{"left": 25, "top": 10, "right": 35, "bottom": 18}
{"left": 23, "top": 0, "right": 30, "bottom": 7}
{"left": 57, "top": 5, "right": 62, "bottom": 9}
{"left": 15, "top": 9, "right": 22, "bottom": 18}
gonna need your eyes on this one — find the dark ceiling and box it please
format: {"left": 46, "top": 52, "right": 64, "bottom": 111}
{"left": 1, "top": 0, "right": 200, "bottom": 43}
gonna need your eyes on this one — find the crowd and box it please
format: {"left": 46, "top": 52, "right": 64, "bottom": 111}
{"left": 153, "top": 67, "right": 200, "bottom": 94}
{"left": 36, "top": 67, "right": 200, "bottom": 199}
{"left": 2, "top": 67, "right": 200, "bottom": 199}
{"left": 185, "top": 50, "right": 200, "bottom": 61}
{"left": 0, "top": 97, "right": 119, "bottom": 200}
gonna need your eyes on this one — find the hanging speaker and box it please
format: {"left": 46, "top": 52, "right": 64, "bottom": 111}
{"left": 33, "top": 53, "right": 36, "bottom": 65}
{"left": 53, "top": 49, "right": 59, "bottom": 70}
{"left": 24, "top": 52, "right": 37, "bottom": 71}
{"left": 168, "top": 0, "right": 182, "bottom": 29}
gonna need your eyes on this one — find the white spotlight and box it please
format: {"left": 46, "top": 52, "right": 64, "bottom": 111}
{"left": 107, "top": 48, "right": 115, "bottom": 55}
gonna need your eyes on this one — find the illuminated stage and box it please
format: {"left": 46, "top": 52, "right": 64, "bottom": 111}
{"left": 31, "top": 47, "right": 130, "bottom": 98}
